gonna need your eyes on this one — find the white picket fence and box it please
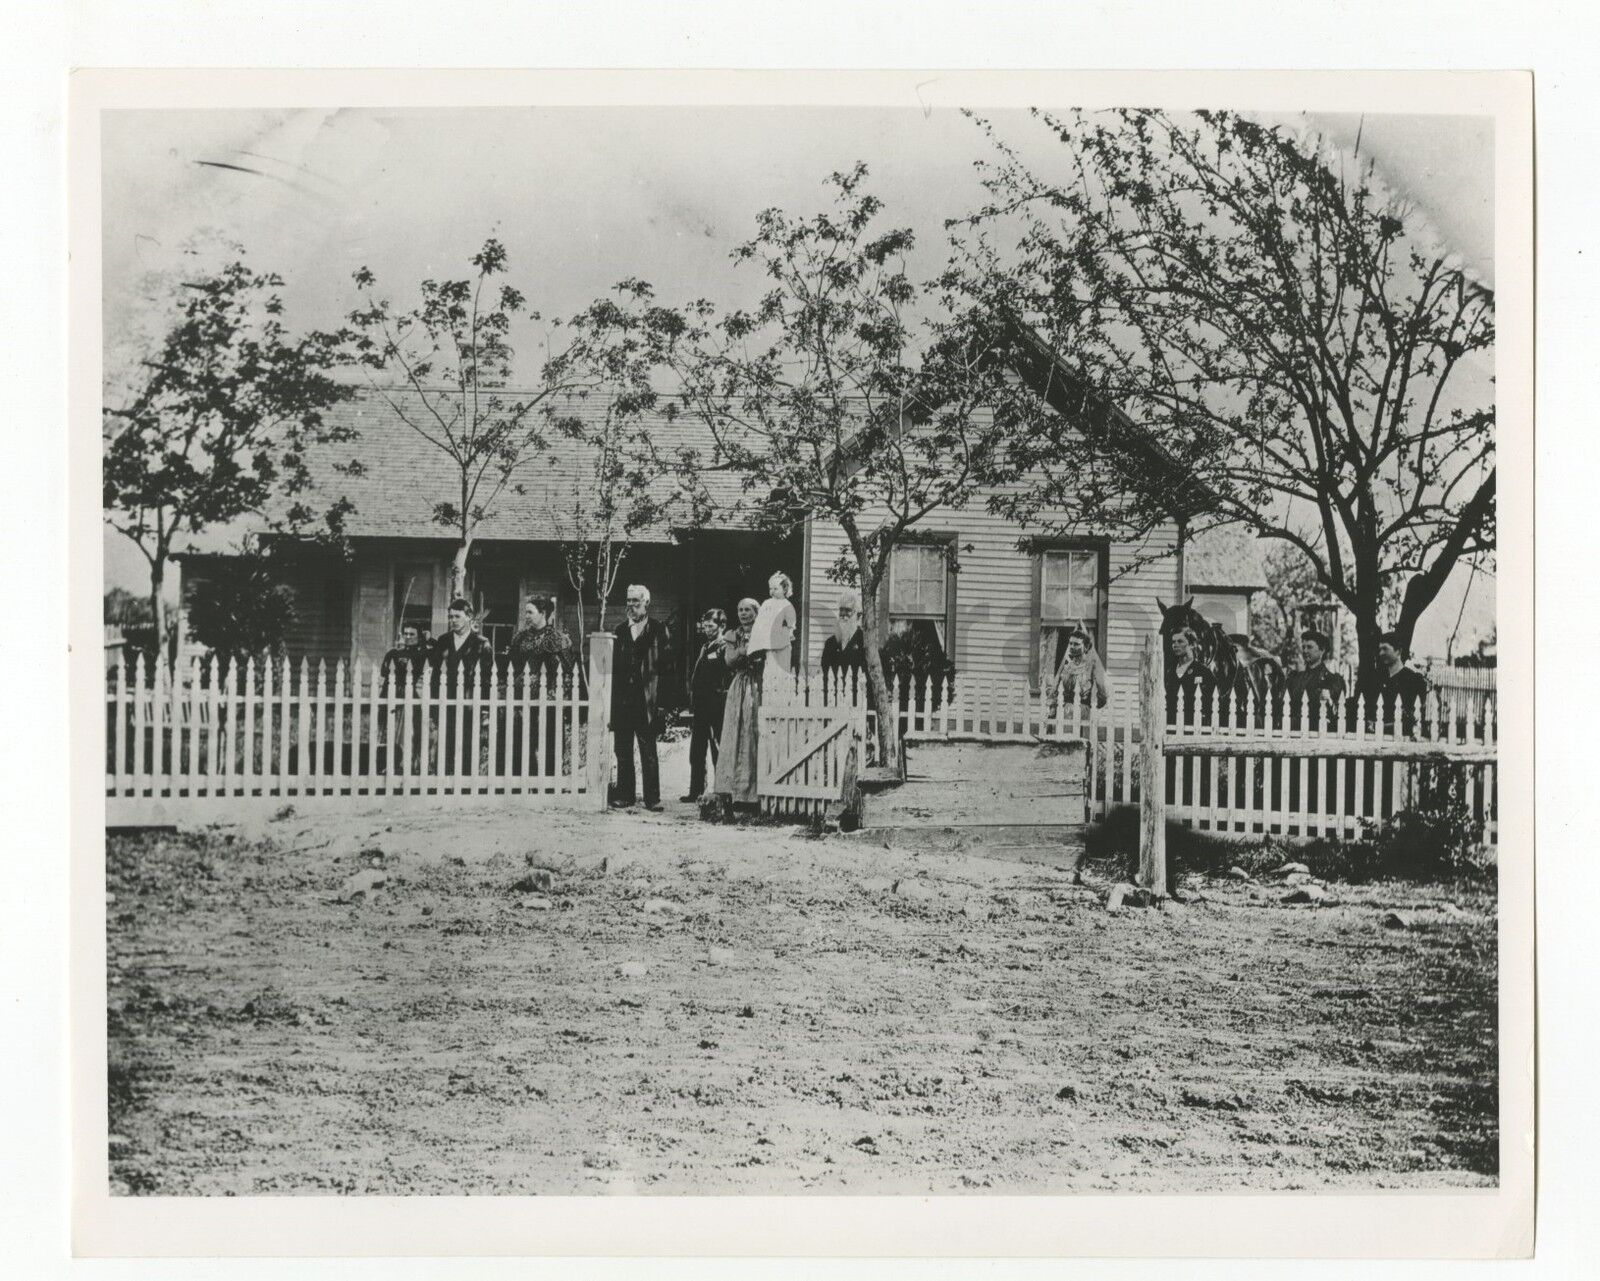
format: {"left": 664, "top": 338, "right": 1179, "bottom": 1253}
{"left": 880, "top": 666, "right": 1498, "bottom": 848}
{"left": 757, "top": 670, "right": 871, "bottom": 818}
{"left": 105, "top": 648, "right": 610, "bottom": 825}
{"left": 1159, "top": 685, "right": 1498, "bottom": 847}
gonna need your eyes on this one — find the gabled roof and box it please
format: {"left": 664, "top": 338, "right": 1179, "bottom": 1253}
{"left": 986, "top": 311, "right": 1216, "bottom": 521}
{"left": 1184, "top": 524, "right": 1269, "bottom": 592}
{"left": 177, "top": 389, "right": 762, "bottom": 554}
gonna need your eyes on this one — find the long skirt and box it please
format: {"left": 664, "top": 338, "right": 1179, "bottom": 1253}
{"left": 712, "top": 669, "right": 761, "bottom": 804}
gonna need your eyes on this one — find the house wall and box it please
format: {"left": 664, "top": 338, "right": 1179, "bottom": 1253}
{"left": 180, "top": 557, "right": 353, "bottom": 664}
{"left": 344, "top": 539, "right": 694, "bottom": 671}
{"left": 802, "top": 491, "right": 1182, "bottom": 692}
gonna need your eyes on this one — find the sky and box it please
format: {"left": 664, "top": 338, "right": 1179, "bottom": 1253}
{"left": 100, "top": 104, "right": 1496, "bottom": 658}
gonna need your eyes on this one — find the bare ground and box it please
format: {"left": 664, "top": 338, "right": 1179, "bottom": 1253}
{"left": 106, "top": 747, "right": 1498, "bottom": 1195}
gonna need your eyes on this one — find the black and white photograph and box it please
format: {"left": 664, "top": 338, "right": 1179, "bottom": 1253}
{"left": 71, "top": 67, "right": 1534, "bottom": 1253}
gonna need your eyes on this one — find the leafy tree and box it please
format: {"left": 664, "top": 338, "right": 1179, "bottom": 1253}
{"left": 953, "top": 109, "right": 1495, "bottom": 680}
{"left": 339, "top": 238, "right": 599, "bottom": 600}
{"left": 545, "top": 283, "right": 685, "bottom": 644}
{"left": 588, "top": 166, "right": 1020, "bottom": 758}
{"left": 1250, "top": 540, "right": 1356, "bottom": 668}
{"left": 103, "top": 254, "right": 358, "bottom": 648}
{"left": 185, "top": 547, "right": 298, "bottom": 666}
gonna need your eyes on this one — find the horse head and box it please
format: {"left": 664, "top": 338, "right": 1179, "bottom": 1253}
{"left": 1157, "top": 597, "right": 1218, "bottom": 663}
{"left": 1156, "top": 597, "right": 1203, "bottom": 638}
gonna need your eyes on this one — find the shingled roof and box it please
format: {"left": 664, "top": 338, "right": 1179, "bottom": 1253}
{"left": 1184, "top": 524, "right": 1269, "bottom": 592}
{"left": 180, "top": 389, "right": 764, "bottom": 554}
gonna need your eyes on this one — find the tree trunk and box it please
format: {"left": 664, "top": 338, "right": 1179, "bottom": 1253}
{"left": 1351, "top": 592, "right": 1385, "bottom": 694}
{"left": 450, "top": 538, "right": 470, "bottom": 603}
{"left": 857, "top": 570, "right": 898, "bottom": 771}
{"left": 149, "top": 561, "right": 166, "bottom": 669}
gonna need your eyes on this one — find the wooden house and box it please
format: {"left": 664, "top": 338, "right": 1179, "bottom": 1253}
{"left": 171, "top": 380, "right": 1266, "bottom": 701}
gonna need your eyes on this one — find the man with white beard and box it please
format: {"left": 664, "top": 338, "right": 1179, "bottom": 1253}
{"left": 819, "top": 588, "right": 867, "bottom": 678}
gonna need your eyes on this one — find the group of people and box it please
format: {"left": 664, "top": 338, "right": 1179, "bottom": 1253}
{"left": 1164, "top": 623, "right": 1431, "bottom": 724}
{"left": 608, "top": 572, "right": 796, "bottom": 814}
{"left": 379, "top": 594, "right": 576, "bottom": 693}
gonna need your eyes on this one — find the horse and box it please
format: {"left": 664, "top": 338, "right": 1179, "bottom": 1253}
{"left": 1157, "top": 598, "right": 1284, "bottom": 706}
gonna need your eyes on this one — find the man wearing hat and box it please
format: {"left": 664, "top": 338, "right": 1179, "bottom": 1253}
{"left": 1286, "top": 628, "right": 1346, "bottom": 727}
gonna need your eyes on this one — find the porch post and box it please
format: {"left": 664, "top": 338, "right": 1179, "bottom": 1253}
{"left": 1138, "top": 633, "right": 1167, "bottom": 897}
{"left": 587, "top": 632, "right": 614, "bottom": 810}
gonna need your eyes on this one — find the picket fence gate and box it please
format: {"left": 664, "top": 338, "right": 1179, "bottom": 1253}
{"left": 105, "top": 638, "right": 617, "bottom": 825}
{"left": 755, "top": 669, "right": 871, "bottom": 818}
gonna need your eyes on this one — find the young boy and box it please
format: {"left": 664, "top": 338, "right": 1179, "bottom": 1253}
{"left": 683, "top": 608, "right": 730, "bottom": 802}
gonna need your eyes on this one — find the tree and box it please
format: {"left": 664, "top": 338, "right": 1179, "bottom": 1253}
{"left": 185, "top": 546, "right": 298, "bottom": 667}
{"left": 339, "top": 238, "right": 597, "bottom": 600}
{"left": 103, "top": 254, "right": 358, "bottom": 648}
{"left": 550, "top": 397, "right": 660, "bottom": 644}
{"left": 547, "top": 284, "right": 682, "bottom": 645}
{"left": 593, "top": 165, "right": 1019, "bottom": 758}
{"left": 953, "top": 109, "right": 1495, "bottom": 678}
{"left": 1250, "top": 541, "right": 1356, "bottom": 668}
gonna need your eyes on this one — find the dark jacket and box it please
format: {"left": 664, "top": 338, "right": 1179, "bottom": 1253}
{"left": 429, "top": 629, "right": 495, "bottom": 694}
{"left": 612, "top": 615, "right": 671, "bottom": 728}
{"left": 1287, "top": 662, "right": 1347, "bottom": 706}
{"left": 1363, "top": 663, "right": 1430, "bottom": 729}
{"left": 688, "top": 635, "right": 731, "bottom": 713}
{"left": 1165, "top": 660, "right": 1216, "bottom": 721}
{"left": 380, "top": 643, "right": 430, "bottom": 694}
{"left": 820, "top": 628, "right": 867, "bottom": 676}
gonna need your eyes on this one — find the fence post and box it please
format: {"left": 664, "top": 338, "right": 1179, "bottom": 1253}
{"left": 586, "top": 632, "right": 614, "bottom": 811}
{"left": 1138, "top": 634, "right": 1167, "bottom": 897}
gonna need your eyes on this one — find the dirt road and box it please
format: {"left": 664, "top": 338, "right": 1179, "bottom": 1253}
{"left": 106, "top": 777, "right": 1497, "bottom": 1194}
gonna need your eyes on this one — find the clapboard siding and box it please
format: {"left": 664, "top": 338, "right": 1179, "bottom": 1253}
{"left": 804, "top": 493, "right": 1181, "bottom": 691}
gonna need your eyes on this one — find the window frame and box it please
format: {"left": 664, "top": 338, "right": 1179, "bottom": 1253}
{"left": 392, "top": 560, "right": 438, "bottom": 639}
{"left": 883, "top": 532, "right": 959, "bottom": 663}
{"left": 1029, "top": 538, "right": 1110, "bottom": 691}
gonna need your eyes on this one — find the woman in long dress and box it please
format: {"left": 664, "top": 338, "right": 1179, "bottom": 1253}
{"left": 711, "top": 598, "right": 763, "bottom": 809}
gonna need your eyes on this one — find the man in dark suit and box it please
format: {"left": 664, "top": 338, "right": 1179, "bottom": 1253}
{"left": 682, "top": 608, "right": 731, "bottom": 802}
{"left": 1362, "top": 631, "right": 1430, "bottom": 731}
{"left": 429, "top": 597, "right": 495, "bottom": 693}
{"left": 429, "top": 597, "right": 495, "bottom": 774}
{"left": 1286, "top": 628, "right": 1347, "bottom": 729}
{"left": 820, "top": 589, "right": 868, "bottom": 678}
{"left": 1163, "top": 626, "right": 1216, "bottom": 720}
{"left": 611, "top": 583, "right": 671, "bottom": 811}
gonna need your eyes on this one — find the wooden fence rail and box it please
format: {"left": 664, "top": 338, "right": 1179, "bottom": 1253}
{"left": 1136, "top": 635, "right": 1498, "bottom": 894}
{"left": 868, "top": 659, "right": 1498, "bottom": 853}
{"left": 105, "top": 637, "right": 617, "bottom": 824}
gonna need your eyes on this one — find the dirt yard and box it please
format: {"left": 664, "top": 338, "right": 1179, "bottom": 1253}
{"left": 105, "top": 747, "right": 1498, "bottom": 1195}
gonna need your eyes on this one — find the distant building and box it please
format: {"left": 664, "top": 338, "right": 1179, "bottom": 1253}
{"left": 1181, "top": 525, "right": 1268, "bottom": 638}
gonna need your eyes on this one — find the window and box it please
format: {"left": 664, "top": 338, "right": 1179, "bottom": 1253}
{"left": 393, "top": 562, "right": 436, "bottom": 641}
{"left": 1033, "top": 544, "right": 1107, "bottom": 688}
{"left": 887, "top": 539, "right": 956, "bottom": 668}
{"left": 473, "top": 570, "right": 523, "bottom": 655}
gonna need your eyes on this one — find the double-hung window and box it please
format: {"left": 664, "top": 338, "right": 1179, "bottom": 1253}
{"left": 1033, "top": 543, "right": 1107, "bottom": 688}
{"left": 886, "top": 537, "right": 956, "bottom": 667}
